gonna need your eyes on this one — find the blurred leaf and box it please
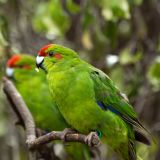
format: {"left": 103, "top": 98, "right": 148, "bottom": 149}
{"left": 147, "top": 56, "right": 160, "bottom": 90}
{"left": 99, "top": 0, "right": 130, "bottom": 20}
{"left": 133, "top": 0, "right": 143, "bottom": 5}
{"left": 94, "top": 25, "right": 108, "bottom": 44}
{"left": 109, "top": 67, "right": 124, "bottom": 91}
{"left": 137, "top": 138, "right": 157, "bottom": 160}
{"left": 49, "top": 0, "right": 70, "bottom": 32}
{"left": 81, "top": 31, "right": 93, "bottom": 50}
{"left": 119, "top": 48, "right": 142, "bottom": 65}
{"left": 128, "top": 0, "right": 143, "bottom": 6}
{"left": 0, "top": 0, "right": 7, "bottom": 3}
{"left": 66, "top": 0, "right": 80, "bottom": 14}
{"left": 109, "top": 65, "right": 138, "bottom": 95}
{"left": 0, "top": 32, "right": 8, "bottom": 46}
{"left": 103, "top": 21, "right": 118, "bottom": 47}
{"left": 118, "top": 20, "right": 131, "bottom": 35}
{"left": 33, "top": 2, "right": 59, "bottom": 34}
{"left": 0, "top": 15, "right": 8, "bottom": 47}
{"left": 82, "top": 5, "right": 94, "bottom": 31}
{"left": 32, "top": 0, "right": 70, "bottom": 36}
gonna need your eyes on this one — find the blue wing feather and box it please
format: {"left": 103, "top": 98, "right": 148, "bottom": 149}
{"left": 97, "top": 101, "right": 121, "bottom": 116}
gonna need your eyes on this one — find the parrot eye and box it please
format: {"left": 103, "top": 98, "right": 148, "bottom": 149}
{"left": 48, "top": 51, "right": 55, "bottom": 57}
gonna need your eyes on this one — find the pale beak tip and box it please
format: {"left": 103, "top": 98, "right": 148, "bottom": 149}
{"left": 6, "top": 67, "right": 14, "bottom": 77}
{"left": 35, "top": 67, "right": 39, "bottom": 72}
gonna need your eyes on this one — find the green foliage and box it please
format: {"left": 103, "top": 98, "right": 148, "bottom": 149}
{"left": 32, "top": 0, "right": 70, "bottom": 36}
{"left": 66, "top": 0, "right": 80, "bottom": 14}
{"left": 147, "top": 56, "right": 160, "bottom": 90}
{"left": 109, "top": 65, "right": 141, "bottom": 99}
{"left": 109, "top": 66, "right": 124, "bottom": 91}
{"left": 119, "top": 47, "right": 142, "bottom": 65}
{"left": 0, "top": 15, "right": 8, "bottom": 46}
{"left": 81, "top": 5, "right": 94, "bottom": 31}
{"left": 31, "top": 0, "right": 139, "bottom": 45}
{"left": 0, "top": 0, "right": 7, "bottom": 4}
{"left": 103, "top": 21, "right": 118, "bottom": 47}
{"left": 128, "top": 0, "right": 143, "bottom": 6}
{"left": 97, "top": 0, "right": 130, "bottom": 20}
{"left": 137, "top": 139, "right": 157, "bottom": 160}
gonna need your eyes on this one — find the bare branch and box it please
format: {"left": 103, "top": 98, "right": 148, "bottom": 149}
{"left": 3, "top": 77, "right": 37, "bottom": 159}
{"left": 3, "top": 77, "right": 36, "bottom": 142}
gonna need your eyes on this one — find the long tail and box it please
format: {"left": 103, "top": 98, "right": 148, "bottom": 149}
{"left": 128, "top": 139, "right": 136, "bottom": 160}
{"left": 134, "top": 126, "right": 151, "bottom": 145}
{"left": 128, "top": 125, "right": 151, "bottom": 160}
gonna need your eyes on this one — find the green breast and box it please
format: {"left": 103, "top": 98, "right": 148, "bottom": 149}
{"left": 47, "top": 67, "right": 106, "bottom": 133}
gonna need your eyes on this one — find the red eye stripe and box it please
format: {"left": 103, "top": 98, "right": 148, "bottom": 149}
{"left": 38, "top": 44, "right": 53, "bottom": 56}
{"left": 22, "top": 65, "right": 31, "bottom": 70}
{"left": 54, "top": 54, "right": 62, "bottom": 60}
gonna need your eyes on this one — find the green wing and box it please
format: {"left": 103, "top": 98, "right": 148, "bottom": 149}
{"left": 89, "top": 66, "right": 150, "bottom": 145}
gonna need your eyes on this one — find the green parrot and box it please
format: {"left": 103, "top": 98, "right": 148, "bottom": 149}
{"left": 36, "top": 44, "right": 151, "bottom": 160}
{"left": 6, "top": 54, "right": 91, "bottom": 160}
{"left": 6, "top": 54, "right": 67, "bottom": 130}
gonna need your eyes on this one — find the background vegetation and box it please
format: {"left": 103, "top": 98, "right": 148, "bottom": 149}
{"left": 0, "top": 0, "right": 160, "bottom": 159}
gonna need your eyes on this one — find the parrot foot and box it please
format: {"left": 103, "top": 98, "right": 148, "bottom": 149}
{"left": 61, "top": 128, "right": 76, "bottom": 141}
{"left": 85, "top": 132, "right": 101, "bottom": 147}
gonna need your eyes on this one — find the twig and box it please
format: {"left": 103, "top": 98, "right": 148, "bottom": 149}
{"left": 3, "top": 77, "right": 36, "bottom": 160}
{"left": 3, "top": 77, "right": 37, "bottom": 160}
{"left": 2, "top": 77, "right": 100, "bottom": 150}
{"left": 3, "top": 77, "right": 36, "bottom": 143}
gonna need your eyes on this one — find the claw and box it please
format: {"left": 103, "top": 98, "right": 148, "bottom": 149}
{"left": 61, "top": 128, "right": 76, "bottom": 141}
{"left": 85, "top": 132, "right": 101, "bottom": 147}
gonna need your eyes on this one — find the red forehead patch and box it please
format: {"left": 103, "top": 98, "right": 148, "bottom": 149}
{"left": 38, "top": 44, "right": 53, "bottom": 56}
{"left": 7, "top": 55, "right": 21, "bottom": 67}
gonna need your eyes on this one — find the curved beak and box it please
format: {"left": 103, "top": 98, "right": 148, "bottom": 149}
{"left": 6, "top": 67, "right": 14, "bottom": 77}
{"left": 36, "top": 56, "right": 44, "bottom": 68}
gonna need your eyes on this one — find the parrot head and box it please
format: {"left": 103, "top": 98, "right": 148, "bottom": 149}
{"left": 6, "top": 54, "right": 35, "bottom": 77}
{"left": 36, "top": 44, "right": 78, "bottom": 72}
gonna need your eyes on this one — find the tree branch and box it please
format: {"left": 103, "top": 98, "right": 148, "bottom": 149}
{"left": 2, "top": 77, "right": 100, "bottom": 150}
{"left": 3, "top": 76, "right": 37, "bottom": 160}
{"left": 28, "top": 131, "right": 99, "bottom": 149}
{"left": 3, "top": 77, "right": 36, "bottom": 142}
